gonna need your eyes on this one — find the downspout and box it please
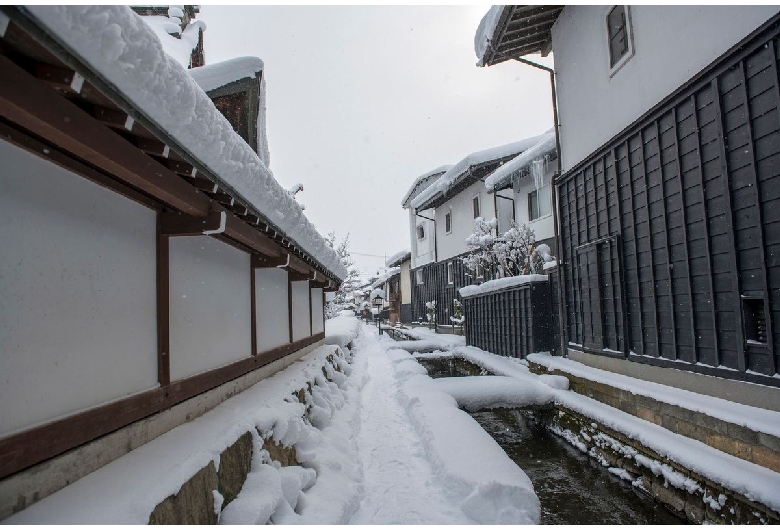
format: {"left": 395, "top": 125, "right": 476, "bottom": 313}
{"left": 514, "top": 57, "right": 567, "bottom": 357}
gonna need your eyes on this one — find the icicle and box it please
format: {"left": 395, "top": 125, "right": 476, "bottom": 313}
{"left": 531, "top": 157, "right": 548, "bottom": 191}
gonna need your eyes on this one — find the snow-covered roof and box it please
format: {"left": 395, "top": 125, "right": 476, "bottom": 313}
{"left": 411, "top": 134, "right": 547, "bottom": 212}
{"left": 484, "top": 130, "right": 556, "bottom": 192}
{"left": 137, "top": 10, "right": 205, "bottom": 68}
{"left": 24, "top": 6, "right": 346, "bottom": 280}
{"left": 401, "top": 165, "right": 453, "bottom": 208}
{"left": 385, "top": 249, "right": 411, "bottom": 268}
{"left": 474, "top": 6, "right": 564, "bottom": 68}
{"left": 370, "top": 267, "right": 401, "bottom": 289}
{"left": 188, "top": 56, "right": 264, "bottom": 93}
{"left": 474, "top": 6, "right": 505, "bottom": 67}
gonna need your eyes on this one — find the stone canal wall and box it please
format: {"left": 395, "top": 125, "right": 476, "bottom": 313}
{"left": 542, "top": 406, "right": 779, "bottom": 524}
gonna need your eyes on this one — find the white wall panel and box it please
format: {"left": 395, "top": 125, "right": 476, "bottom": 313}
{"left": 255, "top": 267, "right": 290, "bottom": 351}
{"left": 436, "top": 180, "right": 496, "bottom": 261}
{"left": 0, "top": 140, "right": 158, "bottom": 437}
{"left": 311, "top": 288, "right": 324, "bottom": 335}
{"left": 291, "top": 281, "right": 312, "bottom": 341}
{"left": 169, "top": 236, "right": 251, "bottom": 381}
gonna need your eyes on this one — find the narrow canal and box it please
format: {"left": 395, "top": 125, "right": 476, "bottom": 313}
{"left": 416, "top": 356, "right": 686, "bottom": 525}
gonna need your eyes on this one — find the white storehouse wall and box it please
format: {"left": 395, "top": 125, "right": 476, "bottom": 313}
{"left": 436, "top": 179, "right": 497, "bottom": 262}
{"left": 255, "top": 267, "right": 291, "bottom": 352}
{"left": 169, "top": 236, "right": 252, "bottom": 381}
{"left": 0, "top": 140, "right": 158, "bottom": 437}
{"left": 291, "top": 280, "right": 312, "bottom": 341}
{"left": 409, "top": 208, "right": 436, "bottom": 269}
{"left": 311, "top": 288, "right": 324, "bottom": 334}
{"left": 513, "top": 165, "right": 556, "bottom": 242}
{"left": 551, "top": 5, "right": 780, "bottom": 171}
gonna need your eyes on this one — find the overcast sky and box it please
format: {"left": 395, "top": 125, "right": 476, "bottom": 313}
{"left": 199, "top": 5, "right": 555, "bottom": 275}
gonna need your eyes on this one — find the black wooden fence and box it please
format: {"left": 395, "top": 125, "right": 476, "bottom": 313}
{"left": 557, "top": 15, "right": 780, "bottom": 383}
{"left": 462, "top": 280, "right": 554, "bottom": 358}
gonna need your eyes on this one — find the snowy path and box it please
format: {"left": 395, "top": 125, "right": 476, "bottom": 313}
{"left": 348, "top": 325, "right": 471, "bottom": 524}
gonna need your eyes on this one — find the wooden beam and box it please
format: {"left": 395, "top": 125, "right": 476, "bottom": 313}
{"left": 134, "top": 136, "right": 169, "bottom": 158}
{"left": 223, "top": 211, "right": 282, "bottom": 258}
{"left": 91, "top": 105, "right": 134, "bottom": 132}
{"left": 157, "top": 217, "right": 170, "bottom": 386}
{"left": 33, "top": 62, "right": 82, "bottom": 95}
{"left": 160, "top": 210, "right": 225, "bottom": 236}
{"left": 0, "top": 54, "right": 211, "bottom": 216}
{"left": 0, "top": 332, "right": 325, "bottom": 480}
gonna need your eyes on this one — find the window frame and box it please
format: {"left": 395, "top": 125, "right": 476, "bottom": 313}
{"left": 605, "top": 5, "right": 634, "bottom": 77}
{"left": 444, "top": 211, "right": 452, "bottom": 234}
{"left": 472, "top": 195, "right": 481, "bottom": 219}
{"left": 447, "top": 262, "right": 454, "bottom": 284}
{"left": 528, "top": 185, "right": 552, "bottom": 222}
{"left": 416, "top": 224, "right": 425, "bottom": 241}
{"left": 415, "top": 268, "right": 424, "bottom": 285}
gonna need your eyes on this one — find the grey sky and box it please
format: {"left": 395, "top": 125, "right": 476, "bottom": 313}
{"left": 199, "top": 5, "right": 554, "bottom": 275}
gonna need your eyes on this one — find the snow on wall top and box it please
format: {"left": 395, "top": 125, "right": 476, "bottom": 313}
{"left": 188, "top": 56, "right": 264, "bottom": 92}
{"left": 484, "top": 130, "right": 556, "bottom": 192}
{"left": 137, "top": 14, "right": 205, "bottom": 68}
{"left": 411, "top": 134, "right": 547, "bottom": 212}
{"left": 474, "top": 5, "right": 505, "bottom": 67}
{"left": 401, "top": 165, "right": 453, "bottom": 208}
{"left": 459, "top": 274, "right": 548, "bottom": 298}
{"left": 385, "top": 249, "right": 411, "bottom": 268}
{"left": 24, "top": 6, "right": 346, "bottom": 280}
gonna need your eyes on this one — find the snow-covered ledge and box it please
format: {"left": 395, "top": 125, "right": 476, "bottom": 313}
{"left": 459, "top": 274, "right": 548, "bottom": 298}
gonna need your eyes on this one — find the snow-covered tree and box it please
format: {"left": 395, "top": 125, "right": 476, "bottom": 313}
{"left": 462, "top": 219, "right": 553, "bottom": 280}
{"left": 425, "top": 300, "right": 437, "bottom": 328}
{"left": 450, "top": 299, "right": 463, "bottom": 324}
{"left": 325, "top": 231, "right": 362, "bottom": 319}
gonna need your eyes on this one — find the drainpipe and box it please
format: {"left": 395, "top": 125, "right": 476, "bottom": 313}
{"left": 513, "top": 56, "right": 567, "bottom": 358}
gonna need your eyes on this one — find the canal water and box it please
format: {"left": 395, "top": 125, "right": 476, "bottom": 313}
{"left": 416, "top": 356, "right": 685, "bottom": 525}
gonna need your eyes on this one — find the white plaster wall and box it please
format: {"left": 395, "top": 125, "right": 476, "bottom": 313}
{"left": 495, "top": 190, "right": 515, "bottom": 234}
{"left": 552, "top": 5, "right": 780, "bottom": 171}
{"left": 291, "top": 280, "right": 312, "bottom": 341}
{"left": 169, "top": 236, "right": 252, "bottom": 381}
{"left": 436, "top": 180, "right": 496, "bottom": 261}
{"left": 409, "top": 208, "right": 435, "bottom": 269}
{"left": 0, "top": 140, "right": 158, "bottom": 437}
{"left": 255, "top": 267, "right": 290, "bottom": 352}
{"left": 400, "top": 260, "right": 411, "bottom": 304}
{"left": 311, "top": 288, "right": 325, "bottom": 335}
{"left": 514, "top": 165, "right": 556, "bottom": 242}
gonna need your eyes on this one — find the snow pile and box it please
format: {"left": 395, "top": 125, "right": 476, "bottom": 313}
{"left": 6, "top": 344, "right": 358, "bottom": 524}
{"left": 485, "top": 130, "right": 556, "bottom": 192}
{"left": 385, "top": 249, "right": 411, "bottom": 268}
{"left": 411, "top": 135, "right": 546, "bottom": 211}
{"left": 474, "top": 5, "right": 505, "bottom": 66}
{"left": 527, "top": 354, "right": 780, "bottom": 439}
{"left": 188, "top": 56, "right": 265, "bottom": 92}
{"left": 25, "top": 6, "right": 345, "bottom": 280}
{"left": 401, "top": 326, "right": 466, "bottom": 348}
{"left": 138, "top": 13, "right": 205, "bottom": 68}
{"left": 386, "top": 347, "right": 540, "bottom": 523}
{"left": 369, "top": 287, "right": 386, "bottom": 301}
{"left": 324, "top": 313, "right": 360, "bottom": 349}
{"left": 433, "top": 375, "right": 554, "bottom": 412}
{"left": 459, "top": 274, "right": 548, "bottom": 298}
{"left": 391, "top": 339, "right": 454, "bottom": 353}
{"left": 401, "top": 165, "right": 453, "bottom": 208}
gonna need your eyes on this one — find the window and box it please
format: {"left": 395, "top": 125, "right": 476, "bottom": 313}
{"left": 445, "top": 211, "right": 452, "bottom": 234}
{"left": 416, "top": 268, "right": 424, "bottom": 285}
{"left": 528, "top": 185, "right": 551, "bottom": 221}
{"left": 606, "top": 6, "right": 633, "bottom": 73}
{"left": 416, "top": 224, "right": 425, "bottom": 240}
{"left": 472, "top": 196, "right": 480, "bottom": 219}
{"left": 475, "top": 263, "right": 483, "bottom": 279}
{"left": 743, "top": 298, "right": 768, "bottom": 344}
{"left": 447, "top": 262, "right": 454, "bottom": 284}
